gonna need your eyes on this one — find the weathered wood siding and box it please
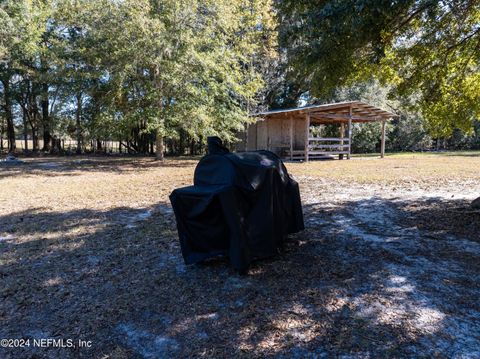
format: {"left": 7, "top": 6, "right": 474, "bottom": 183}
{"left": 256, "top": 120, "right": 268, "bottom": 149}
{"left": 241, "top": 117, "right": 307, "bottom": 154}
{"left": 294, "top": 118, "right": 305, "bottom": 149}
{"left": 246, "top": 123, "right": 257, "bottom": 151}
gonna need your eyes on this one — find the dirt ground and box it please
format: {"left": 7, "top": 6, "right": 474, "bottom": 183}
{"left": 1, "top": 153, "right": 479, "bottom": 358}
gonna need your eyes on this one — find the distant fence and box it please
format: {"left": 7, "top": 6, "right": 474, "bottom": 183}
{"left": 2, "top": 140, "right": 124, "bottom": 153}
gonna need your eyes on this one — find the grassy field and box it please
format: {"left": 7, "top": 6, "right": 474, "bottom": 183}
{"left": 351, "top": 150, "right": 480, "bottom": 158}
{"left": 1, "top": 153, "right": 479, "bottom": 358}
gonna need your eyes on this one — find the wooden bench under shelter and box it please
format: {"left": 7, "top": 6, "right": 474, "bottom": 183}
{"left": 236, "top": 101, "right": 399, "bottom": 161}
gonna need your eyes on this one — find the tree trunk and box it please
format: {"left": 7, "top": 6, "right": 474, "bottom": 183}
{"left": 155, "top": 127, "right": 164, "bottom": 161}
{"left": 2, "top": 79, "right": 16, "bottom": 154}
{"left": 6, "top": 112, "right": 15, "bottom": 154}
{"left": 179, "top": 129, "right": 186, "bottom": 156}
{"left": 190, "top": 139, "right": 195, "bottom": 155}
{"left": 22, "top": 108, "right": 28, "bottom": 152}
{"left": 41, "top": 83, "right": 51, "bottom": 152}
{"left": 153, "top": 66, "right": 165, "bottom": 161}
{"left": 0, "top": 118, "right": 4, "bottom": 151}
{"left": 76, "top": 93, "right": 82, "bottom": 154}
{"left": 30, "top": 120, "right": 39, "bottom": 152}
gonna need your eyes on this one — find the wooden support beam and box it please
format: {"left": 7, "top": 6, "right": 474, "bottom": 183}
{"left": 310, "top": 113, "right": 382, "bottom": 121}
{"left": 381, "top": 120, "right": 386, "bottom": 158}
{"left": 347, "top": 105, "right": 352, "bottom": 159}
{"left": 304, "top": 113, "right": 310, "bottom": 162}
{"left": 289, "top": 116, "right": 293, "bottom": 161}
{"left": 339, "top": 123, "right": 345, "bottom": 160}
{"left": 308, "top": 144, "right": 350, "bottom": 149}
{"left": 285, "top": 149, "right": 306, "bottom": 155}
{"left": 309, "top": 150, "right": 350, "bottom": 155}
{"left": 267, "top": 119, "right": 270, "bottom": 150}
{"left": 309, "top": 137, "right": 349, "bottom": 141}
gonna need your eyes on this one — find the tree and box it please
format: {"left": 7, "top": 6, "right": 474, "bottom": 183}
{"left": 277, "top": 0, "right": 480, "bottom": 135}
{"left": 60, "top": 0, "right": 269, "bottom": 159}
{"left": 0, "top": 0, "right": 55, "bottom": 153}
{"left": 0, "top": 0, "right": 277, "bottom": 156}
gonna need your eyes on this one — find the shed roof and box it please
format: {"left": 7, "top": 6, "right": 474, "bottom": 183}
{"left": 253, "top": 101, "right": 398, "bottom": 123}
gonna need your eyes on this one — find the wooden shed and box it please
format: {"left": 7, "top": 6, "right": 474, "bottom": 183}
{"left": 238, "top": 101, "right": 398, "bottom": 161}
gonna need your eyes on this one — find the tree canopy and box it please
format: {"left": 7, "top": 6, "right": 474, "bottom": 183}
{"left": 0, "top": 0, "right": 276, "bottom": 156}
{"left": 278, "top": 0, "right": 480, "bottom": 136}
{"left": 0, "top": 0, "right": 479, "bottom": 156}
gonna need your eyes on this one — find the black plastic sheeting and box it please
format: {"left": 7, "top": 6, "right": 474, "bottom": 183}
{"left": 169, "top": 137, "right": 304, "bottom": 272}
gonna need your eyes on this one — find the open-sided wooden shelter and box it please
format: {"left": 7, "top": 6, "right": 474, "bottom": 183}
{"left": 238, "top": 101, "right": 398, "bottom": 161}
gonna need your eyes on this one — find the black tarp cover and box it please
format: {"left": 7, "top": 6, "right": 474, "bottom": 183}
{"left": 169, "top": 137, "right": 304, "bottom": 272}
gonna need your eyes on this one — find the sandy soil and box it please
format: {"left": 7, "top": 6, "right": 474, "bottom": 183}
{"left": 0, "top": 154, "right": 479, "bottom": 358}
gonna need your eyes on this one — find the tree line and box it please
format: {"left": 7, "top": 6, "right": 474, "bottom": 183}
{"left": 1, "top": 0, "right": 479, "bottom": 158}
{"left": 0, "top": 0, "right": 276, "bottom": 158}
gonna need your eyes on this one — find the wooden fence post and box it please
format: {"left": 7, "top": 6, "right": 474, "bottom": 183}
{"left": 305, "top": 113, "right": 310, "bottom": 162}
{"left": 381, "top": 120, "right": 386, "bottom": 158}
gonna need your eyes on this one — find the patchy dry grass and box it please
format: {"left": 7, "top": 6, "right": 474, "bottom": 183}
{"left": 289, "top": 152, "right": 480, "bottom": 184}
{"left": 1, "top": 153, "right": 479, "bottom": 358}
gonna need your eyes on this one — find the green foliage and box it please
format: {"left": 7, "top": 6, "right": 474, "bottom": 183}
{"left": 278, "top": 0, "right": 480, "bottom": 136}
{"left": 3, "top": 0, "right": 477, "bottom": 155}
{"left": 55, "top": 0, "right": 271, "bottom": 143}
{"left": 323, "top": 80, "right": 431, "bottom": 152}
{"left": 1, "top": 0, "right": 276, "bottom": 153}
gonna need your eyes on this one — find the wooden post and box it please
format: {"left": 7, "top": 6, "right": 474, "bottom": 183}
{"left": 339, "top": 123, "right": 345, "bottom": 160}
{"left": 289, "top": 116, "right": 293, "bottom": 161}
{"left": 267, "top": 119, "right": 270, "bottom": 151}
{"left": 304, "top": 113, "right": 310, "bottom": 162}
{"left": 381, "top": 120, "right": 386, "bottom": 158}
{"left": 244, "top": 123, "right": 248, "bottom": 151}
{"left": 347, "top": 106, "right": 352, "bottom": 159}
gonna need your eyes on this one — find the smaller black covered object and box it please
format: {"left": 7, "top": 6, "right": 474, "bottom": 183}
{"left": 169, "top": 136, "right": 304, "bottom": 272}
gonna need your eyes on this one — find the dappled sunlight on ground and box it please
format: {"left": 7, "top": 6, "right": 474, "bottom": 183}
{"left": 1, "top": 155, "right": 479, "bottom": 357}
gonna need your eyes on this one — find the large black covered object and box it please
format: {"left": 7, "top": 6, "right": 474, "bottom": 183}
{"left": 169, "top": 137, "right": 304, "bottom": 272}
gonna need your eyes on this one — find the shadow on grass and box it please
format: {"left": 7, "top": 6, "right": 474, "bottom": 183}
{"left": 0, "top": 156, "right": 199, "bottom": 179}
{"left": 1, "top": 196, "right": 479, "bottom": 358}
